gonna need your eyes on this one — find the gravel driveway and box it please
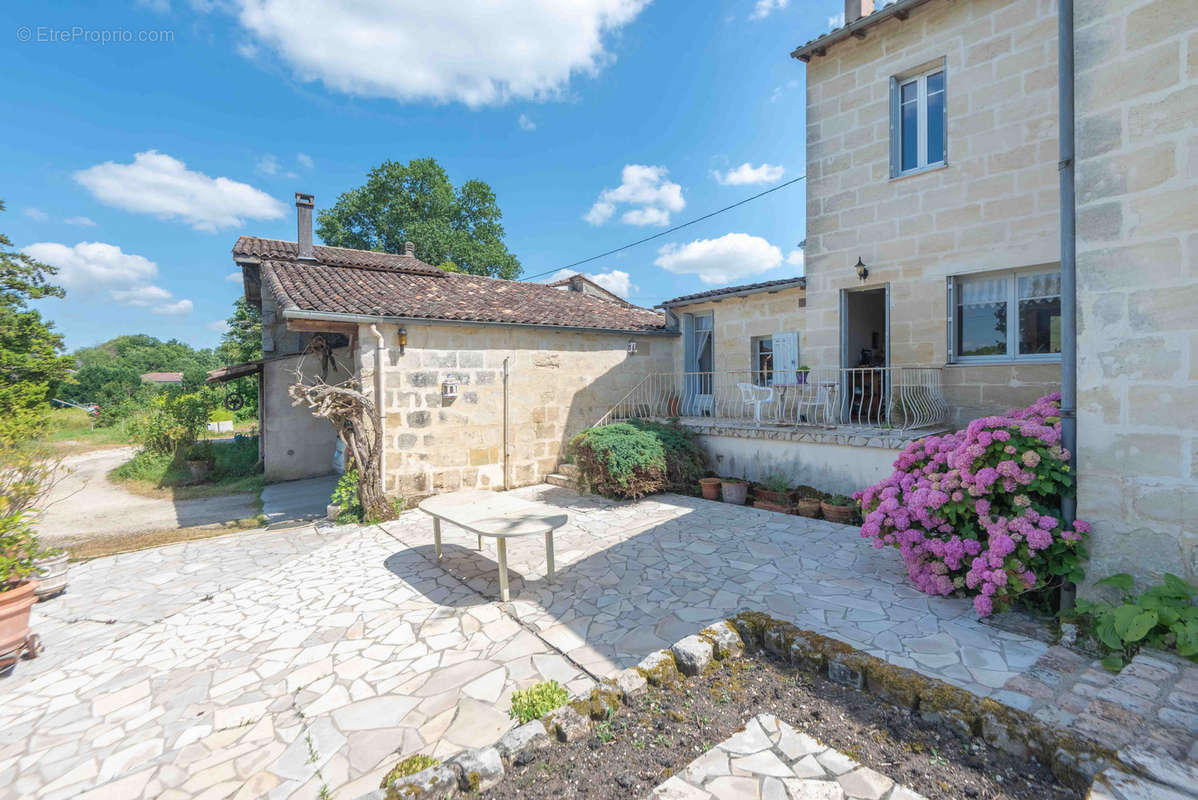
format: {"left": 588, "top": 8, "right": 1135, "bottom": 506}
{"left": 34, "top": 447, "right": 261, "bottom": 548}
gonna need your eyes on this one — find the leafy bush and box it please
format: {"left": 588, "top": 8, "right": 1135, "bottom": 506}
{"left": 825, "top": 493, "right": 855, "bottom": 507}
{"left": 857, "top": 394, "right": 1090, "bottom": 617}
{"left": 129, "top": 389, "right": 220, "bottom": 454}
{"left": 1070, "top": 573, "right": 1198, "bottom": 671}
{"left": 509, "top": 679, "right": 569, "bottom": 724}
{"left": 332, "top": 469, "right": 364, "bottom": 523}
{"left": 626, "top": 419, "right": 705, "bottom": 493}
{"left": 0, "top": 444, "right": 55, "bottom": 590}
{"left": 761, "top": 473, "right": 791, "bottom": 494}
{"left": 112, "top": 436, "right": 261, "bottom": 488}
{"left": 569, "top": 423, "right": 665, "bottom": 499}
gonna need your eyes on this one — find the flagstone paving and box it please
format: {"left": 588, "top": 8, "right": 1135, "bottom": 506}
{"left": 2, "top": 485, "right": 1196, "bottom": 799}
{"left": 650, "top": 713, "right": 925, "bottom": 800}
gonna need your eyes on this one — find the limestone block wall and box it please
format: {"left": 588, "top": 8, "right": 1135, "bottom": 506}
{"left": 1075, "top": 0, "right": 1198, "bottom": 587}
{"left": 356, "top": 322, "right": 677, "bottom": 498}
{"left": 669, "top": 287, "right": 807, "bottom": 375}
{"left": 802, "top": 0, "right": 1061, "bottom": 415}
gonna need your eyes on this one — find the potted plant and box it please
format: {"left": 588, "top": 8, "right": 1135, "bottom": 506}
{"left": 796, "top": 365, "right": 811, "bottom": 385}
{"left": 698, "top": 476, "right": 721, "bottom": 500}
{"left": 666, "top": 393, "right": 681, "bottom": 417}
{"left": 32, "top": 547, "right": 68, "bottom": 600}
{"left": 184, "top": 441, "right": 215, "bottom": 483}
{"left": 795, "top": 492, "right": 823, "bottom": 518}
{"left": 820, "top": 493, "right": 856, "bottom": 524}
{"left": 1, "top": 512, "right": 43, "bottom": 670}
{"left": 720, "top": 476, "right": 748, "bottom": 505}
{"left": 753, "top": 474, "right": 794, "bottom": 513}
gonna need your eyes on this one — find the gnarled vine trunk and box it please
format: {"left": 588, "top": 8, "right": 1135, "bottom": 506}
{"left": 289, "top": 368, "right": 389, "bottom": 521}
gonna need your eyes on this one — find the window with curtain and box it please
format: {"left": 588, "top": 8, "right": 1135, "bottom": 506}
{"left": 951, "top": 268, "right": 1061, "bottom": 362}
{"left": 751, "top": 336, "right": 773, "bottom": 386}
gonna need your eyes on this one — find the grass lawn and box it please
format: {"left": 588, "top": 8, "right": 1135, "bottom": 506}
{"left": 110, "top": 435, "right": 265, "bottom": 501}
{"left": 42, "top": 407, "right": 133, "bottom": 454}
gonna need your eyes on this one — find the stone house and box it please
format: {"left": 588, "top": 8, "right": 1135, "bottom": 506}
{"left": 218, "top": 193, "right": 675, "bottom": 493}
{"left": 789, "top": 0, "right": 1198, "bottom": 586}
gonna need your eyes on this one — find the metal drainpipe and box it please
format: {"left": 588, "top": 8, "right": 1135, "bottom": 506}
{"left": 502, "top": 357, "right": 511, "bottom": 490}
{"left": 369, "top": 324, "right": 387, "bottom": 494}
{"left": 1058, "top": 0, "right": 1078, "bottom": 611}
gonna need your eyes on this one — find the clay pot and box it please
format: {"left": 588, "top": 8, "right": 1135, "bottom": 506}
{"left": 753, "top": 488, "right": 795, "bottom": 506}
{"left": 698, "top": 477, "right": 721, "bottom": 500}
{"left": 794, "top": 497, "right": 822, "bottom": 518}
{"left": 33, "top": 553, "right": 68, "bottom": 600}
{"left": 667, "top": 395, "right": 681, "bottom": 417}
{"left": 0, "top": 580, "right": 39, "bottom": 659}
{"left": 820, "top": 500, "right": 854, "bottom": 525}
{"left": 721, "top": 480, "right": 748, "bottom": 505}
{"left": 753, "top": 500, "right": 791, "bottom": 514}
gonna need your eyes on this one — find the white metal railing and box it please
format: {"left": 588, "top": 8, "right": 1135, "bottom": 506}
{"left": 596, "top": 367, "right": 947, "bottom": 431}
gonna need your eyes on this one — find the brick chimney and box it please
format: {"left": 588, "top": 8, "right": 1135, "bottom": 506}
{"left": 845, "top": 0, "right": 875, "bottom": 23}
{"left": 567, "top": 274, "right": 586, "bottom": 292}
{"left": 403, "top": 241, "right": 415, "bottom": 257}
{"left": 295, "top": 192, "right": 315, "bottom": 261}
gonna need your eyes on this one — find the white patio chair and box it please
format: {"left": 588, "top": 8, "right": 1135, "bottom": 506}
{"left": 737, "top": 382, "right": 774, "bottom": 423}
{"left": 796, "top": 381, "right": 836, "bottom": 425}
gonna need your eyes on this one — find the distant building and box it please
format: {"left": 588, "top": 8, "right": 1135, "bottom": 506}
{"left": 140, "top": 372, "right": 184, "bottom": 385}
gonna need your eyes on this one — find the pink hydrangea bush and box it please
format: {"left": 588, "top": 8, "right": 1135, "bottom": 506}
{"left": 855, "top": 394, "right": 1089, "bottom": 617}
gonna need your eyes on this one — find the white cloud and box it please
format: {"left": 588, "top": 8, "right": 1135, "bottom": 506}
{"left": 207, "top": 319, "right": 231, "bottom": 333}
{"left": 22, "top": 241, "right": 193, "bottom": 316}
{"left": 153, "top": 299, "right": 194, "bottom": 316}
{"left": 712, "top": 162, "right": 785, "bottom": 186}
{"left": 584, "top": 164, "right": 684, "bottom": 227}
{"left": 74, "top": 150, "right": 286, "bottom": 232}
{"left": 785, "top": 248, "right": 805, "bottom": 275}
{"left": 517, "top": 113, "right": 536, "bottom": 131}
{"left": 750, "top": 0, "right": 789, "bottom": 20}
{"left": 226, "top": 271, "right": 244, "bottom": 283}
{"left": 296, "top": 152, "right": 314, "bottom": 169}
{"left": 255, "top": 153, "right": 281, "bottom": 175}
{"left": 828, "top": 11, "right": 845, "bottom": 29}
{"left": 64, "top": 216, "right": 97, "bottom": 226}
{"left": 23, "top": 208, "right": 48, "bottom": 222}
{"left": 769, "top": 79, "right": 798, "bottom": 103}
{"left": 548, "top": 268, "right": 635, "bottom": 298}
{"left": 230, "top": 0, "right": 649, "bottom": 107}
{"left": 654, "top": 233, "right": 784, "bottom": 285}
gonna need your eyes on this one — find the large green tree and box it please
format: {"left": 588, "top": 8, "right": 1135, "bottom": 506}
{"left": 0, "top": 201, "right": 71, "bottom": 443}
{"left": 214, "top": 297, "right": 262, "bottom": 419}
{"left": 316, "top": 157, "right": 522, "bottom": 279}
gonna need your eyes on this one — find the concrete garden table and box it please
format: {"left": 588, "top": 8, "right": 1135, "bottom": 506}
{"left": 418, "top": 489, "right": 568, "bottom": 601}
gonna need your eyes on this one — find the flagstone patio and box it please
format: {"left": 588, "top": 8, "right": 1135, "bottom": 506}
{"left": 1, "top": 485, "right": 1195, "bottom": 799}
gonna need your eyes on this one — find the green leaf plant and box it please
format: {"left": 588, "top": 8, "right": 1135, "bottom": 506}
{"left": 1068, "top": 572, "right": 1198, "bottom": 672}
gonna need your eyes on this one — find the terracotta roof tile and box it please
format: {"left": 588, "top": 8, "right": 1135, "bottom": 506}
{"left": 241, "top": 238, "right": 668, "bottom": 333}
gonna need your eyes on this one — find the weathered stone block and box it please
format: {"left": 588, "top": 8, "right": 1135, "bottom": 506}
{"left": 611, "top": 669, "right": 648, "bottom": 700}
{"left": 671, "top": 635, "right": 713, "bottom": 676}
{"left": 383, "top": 763, "right": 458, "bottom": 799}
{"left": 407, "top": 371, "right": 438, "bottom": 387}
{"left": 698, "top": 621, "right": 744, "bottom": 660}
{"left": 448, "top": 746, "right": 503, "bottom": 792}
{"left": 545, "top": 706, "right": 590, "bottom": 742}
{"left": 495, "top": 721, "right": 548, "bottom": 766}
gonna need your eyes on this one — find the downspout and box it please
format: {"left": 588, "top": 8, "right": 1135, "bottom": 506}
{"left": 502, "top": 356, "right": 511, "bottom": 490}
{"left": 369, "top": 324, "right": 387, "bottom": 495}
{"left": 1057, "top": 0, "right": 1078, "bottom": 610}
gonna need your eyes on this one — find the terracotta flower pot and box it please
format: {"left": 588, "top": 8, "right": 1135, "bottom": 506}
{"left": 721, "top": 480, "right": 748, "bottom": 505}
{"left": 698, "top": 477, "right": 721, "bottom": 500}
{"left": 753, "top": 500, "right": 791, "bottom": 514}
{"left": 753, "top": 487, "right": 795, "bottom": 506}
{"left": 795, "top": 497, "right": 822, "bottom": 518}
{"left": 820, "top": 500, "right": 854, "bottom": 525}
{"left": 0, "top": 580, "right": 39, "bottom": 659}
{"left": 33, "top": 553, "right": 68, "bottom": 600}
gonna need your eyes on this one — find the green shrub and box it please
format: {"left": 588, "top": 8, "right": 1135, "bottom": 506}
{"left": 569, "top": 423, "right": 665, "bottom": 499}
{"left": 762, "top": 473, "right": 791, "bottom": 493}
{"left": 626, "top": 419, "right": 705, "bottom": 493}
{"left": 378, "top": 754, "right": 439, "bottom": 788}
{"left": 1069, "top": 573, "right": 1198, "bottom": 671}
{"left": 331, "top": 469, "right": 363, "bottom": 522}
{"left": 509, "top": 679, "right": 569, "bottom": 724}
{"left": 128, "top": 389, "right": 220, "bottom": 454}
{"left": 113, "top": 436, "right": 261, "bottom": 489}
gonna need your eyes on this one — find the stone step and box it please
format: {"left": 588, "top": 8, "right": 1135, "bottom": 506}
{"left": 557, "top": 463, "right": 580, "bottom": 479}
{"left": 545, "top": 473, "right": 578, "bottom": 490}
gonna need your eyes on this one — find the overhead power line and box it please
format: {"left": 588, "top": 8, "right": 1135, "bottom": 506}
{"left": 523, "top": 174, "right": 807, "bottom": 281}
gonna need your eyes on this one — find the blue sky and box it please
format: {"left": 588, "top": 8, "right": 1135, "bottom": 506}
{"left": 3, "top": 0, "right": 841, "bottom": 351}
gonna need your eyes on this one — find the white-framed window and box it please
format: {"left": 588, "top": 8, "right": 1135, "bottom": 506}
{"left": 751, "top": 336, "right": 773, "bottom": 386}
{"left": 947, "top": 267, "right": 1061, "bottom": 363}
{"left": 891, "top": 65, "right": 946, "bottom": 176}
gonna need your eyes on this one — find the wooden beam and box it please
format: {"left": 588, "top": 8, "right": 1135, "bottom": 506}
{"left": 286, "top": 319, "right": 359, "bottom": 336}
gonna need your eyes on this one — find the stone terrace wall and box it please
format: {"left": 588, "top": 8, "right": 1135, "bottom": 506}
{"left": 801, "top": 0, "right": 1061, "bottom": 416}
{"left": 1075, "top": 0, "right": 1198, "bottom": 587}
{"left": 356, "top": 322, "right": 677, "bottom": 498}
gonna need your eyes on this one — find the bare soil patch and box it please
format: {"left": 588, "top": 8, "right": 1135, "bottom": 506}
{"left": 485, "top": 654, "right": 1078, "bottom": 800}
{"left": 63, "top": 517, "right": 264, "bottom": 561}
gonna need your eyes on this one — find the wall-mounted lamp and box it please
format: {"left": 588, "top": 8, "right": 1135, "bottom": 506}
{"left": 441, "top": 377, "right": 459, "bottom": 400}
{"left": 854, "top": 257, "right": 869, "bottom": 281}
{"left": 627, "top": 340, "right": 638, "bottom": 355}
{"left": 397, "top": 327, "right": 407, "bottom": 356}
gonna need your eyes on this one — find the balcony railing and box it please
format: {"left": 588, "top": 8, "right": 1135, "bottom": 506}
{"left": 597, "top": 366, "right": 947, "bottom": 432}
